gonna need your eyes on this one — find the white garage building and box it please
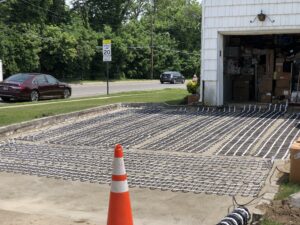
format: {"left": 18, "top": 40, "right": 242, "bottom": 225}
{"left": 201, "top": 0, "right": 300, "bottom": 106}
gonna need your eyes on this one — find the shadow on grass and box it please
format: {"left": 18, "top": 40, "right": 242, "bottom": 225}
{"left": 165, "top": 96, "right": 188, "bottom": 105}
{"left": 35, "top": 112, "right": 55, "bottom": 119}
{"left": 165, "top": 100, "right": 184, "bottom": 105}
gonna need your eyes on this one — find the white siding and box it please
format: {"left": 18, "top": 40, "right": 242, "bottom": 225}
{"left": 201, "top": 0, "right": 300, "bottom": 105}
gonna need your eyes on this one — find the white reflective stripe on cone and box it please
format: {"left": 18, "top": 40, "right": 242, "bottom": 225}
{"left": 111, "top": 180, "right": 129, "bottom": 193}
{"left": 112, "top": 158, "right": 126, "bottom": 175}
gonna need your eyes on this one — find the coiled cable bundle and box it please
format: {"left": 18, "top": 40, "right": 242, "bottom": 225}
{"left": 216, "top": 206, "right": 251, "bottom": 225}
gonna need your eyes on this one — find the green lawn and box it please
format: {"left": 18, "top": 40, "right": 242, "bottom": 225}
{"left": 261, "top": 218, "right": 282, "bottom": 225}
{"left": 0, "top": 89, "right": 188, "bottom": 127}
{"left": 275, "top": 181, "right": 300, "bottom": 200}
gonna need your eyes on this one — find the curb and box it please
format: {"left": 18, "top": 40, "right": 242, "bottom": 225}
{"left": 0, "top": 103, "right": 120, "bottom": 138}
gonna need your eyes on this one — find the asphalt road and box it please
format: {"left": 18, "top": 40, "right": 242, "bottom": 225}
{"left": 70, "top": 81, "right": 186, "bottom": 98}
{"left": 0, "top": 81, "right": 186, "bottom": 103}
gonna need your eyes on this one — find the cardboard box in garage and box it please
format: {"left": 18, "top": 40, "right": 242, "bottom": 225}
{"left": 261, "top": 73, "right": 273, "bottom": 79}
{"left": 275, "top": 72, "right": 291, "bottom": 80}
{"left": 276, "top": 79, "right": 291, "bottom": 89}
{"left": 258, "top": 78, "right": 273, "bottom": 92}
{"left": 275, "top": 87, "right": 290, "bottom": 96}
{"left": 259, "top": 93, "right": 272, "bottom": 103}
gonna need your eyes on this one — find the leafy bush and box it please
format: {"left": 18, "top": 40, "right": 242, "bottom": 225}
{"left": 186, "top": 81, "right": 199, "bottom": 95}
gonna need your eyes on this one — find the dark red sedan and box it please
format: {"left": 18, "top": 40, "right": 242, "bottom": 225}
{"left": 0, "top": 73, "right": 72, "bottom": 102}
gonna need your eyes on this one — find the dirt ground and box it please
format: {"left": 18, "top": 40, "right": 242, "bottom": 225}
{"left": 263, "top": 200, "right": 300, "bottom": 225}
{"left": 0, "top": 172, "right": 255, "bottom": 225}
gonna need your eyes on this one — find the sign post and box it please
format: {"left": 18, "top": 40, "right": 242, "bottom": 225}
{"left": 103, "top": 39, "right": 112, "bottom": 95}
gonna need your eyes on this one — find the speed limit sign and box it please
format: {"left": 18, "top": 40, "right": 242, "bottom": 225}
{"left": 103, "top": 39, "right": 112, "bottom": 62}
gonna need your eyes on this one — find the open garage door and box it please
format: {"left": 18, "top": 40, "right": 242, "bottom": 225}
{"left": 223, "top": 34, "right": 300, "bottom": 104}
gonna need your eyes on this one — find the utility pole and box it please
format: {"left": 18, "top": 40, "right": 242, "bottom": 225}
{"left": 0, "top": 60, "right": 3, "bottom": 82}
{"left": 150, "top": 0, "right": 156, "bottom": 80}
{"left": 0, "top": 1, "right": 5, "bottom": 81}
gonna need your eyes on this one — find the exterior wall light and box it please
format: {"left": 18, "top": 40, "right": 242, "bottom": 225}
{"left": 258, "top": 11, "right": 266, "bottom": 22}
{"left": 250, "top": 10, "right": 275, "bottom": 23}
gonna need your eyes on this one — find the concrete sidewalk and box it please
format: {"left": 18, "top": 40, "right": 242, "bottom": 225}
{"left": 0, "top": 173, "right": 251, "bottom": 225}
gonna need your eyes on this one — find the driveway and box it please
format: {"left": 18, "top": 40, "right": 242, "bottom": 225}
{"left": 0, "top": 105, "right": 288, "bottom": 225}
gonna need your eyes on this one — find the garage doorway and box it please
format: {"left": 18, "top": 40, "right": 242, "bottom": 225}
{"left": 223, "top": 34, "right": 300, "bottom": 104}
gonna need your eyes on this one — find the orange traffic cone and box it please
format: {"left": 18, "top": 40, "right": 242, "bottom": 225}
{"left": 107, "top": 144, "right": 133, "bottom": 225}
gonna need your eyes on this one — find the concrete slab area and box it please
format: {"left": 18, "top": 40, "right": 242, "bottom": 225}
{"left": 0, "top": 173, "right": 246, "bottom": 225}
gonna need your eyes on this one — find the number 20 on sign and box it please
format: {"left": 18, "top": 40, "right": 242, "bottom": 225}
{"left": 103, "top": 39, "right": 112, "bottom": 62}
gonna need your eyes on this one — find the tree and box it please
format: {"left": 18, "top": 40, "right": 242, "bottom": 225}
{"left": 3, "top": 0, "right": 52, "bottom": 25}
{"left": 0, "top": 23, "right": 41, "bottom": 76}
{"left": 70, "top": 17, "right": 98, "bottom": 80}
{"left": 47, "top": 0, "right": 71, "bottom": 25}
{"left": 40, "top": 18, "right": 98, "bottom": 80}
{"left": 0, "top": 0, "right": 70, "bottom": 25}
{"left": 154, "top": 0, "right": 201, "bottom": 51}
{"left": 73, "top": 0, "right": 131, "bottom": 31}
{"left": 126, "top": 0, "right": 149, "bottom": 20}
